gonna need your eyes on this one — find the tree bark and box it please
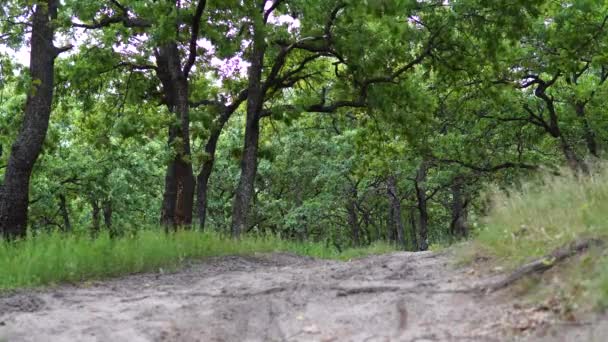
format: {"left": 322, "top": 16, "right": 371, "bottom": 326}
{"left": 387, "top": 205, "right": 396, "bottom": 242}
{"left": 346, "top": 185, "right": 361, "bottom": 246}
{"left": 449, "top": 176, "right": 468, "bottom": 238}
{"left": 196, "top": 112, "right": 231, "bottom": 230}
{"left": 487, "top": 238, "right": 603, "bottom": 292}
{"left": 387, "top": 175, "right": 406, "bottom": 249}
{"left": 408, "top": 207, "right": 418, "bottom": 250}
{"left": 574, "top": 101, "right": 599, "bottom": 158}
{"left": 102, "top": 200, "right": 113, "bottom": 236}
{"left": 156, "top": 43, "right": 196, "bottom": 229}
{"left": 533, "top": 79, "right": 589, "bottom": 174}
{"left": 196, "top": 156, "right": 214, "bottom": 231}
{"left": 91, "top": 200, "right": 101, "bottom": 236}
{"left": 415, "top": 161, "right": 429, "bottom": 251}
{"left": 0, "top": 0, "right": 61, "bottom": 240}
{"left": 559, "top": 136, "right": 589, "bottom": 175}
{"left": 58, "top": 194, "right": 71, "bottom": 232}
{"left": 231, "top": 16, "right": 266, "bottom": 238}
{"left": 231, "top": 106, "right": 261, "bottom": 237}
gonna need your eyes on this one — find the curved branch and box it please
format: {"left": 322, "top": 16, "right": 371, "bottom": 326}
{"left": 183, "top": 0, "right": 207, "bottom": 77}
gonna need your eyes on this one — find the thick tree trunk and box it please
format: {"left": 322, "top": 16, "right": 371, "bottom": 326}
{"left": 231, "top": 112, "right": 260, "bottom": 237}
{"left": 415, "top": 161, "right": 429, "bottom": 251}
{"left": 0, "top": 0, "right": 59, "bottom": 240}
{"left": 58, "top": 194, "right": 71, "bottom": 232}
{"left": 231, "top": 21, "right": 266, "bottom": 238}
{"left": 449, "top": 176, "right": 468, "bottom": 239}
{"left": 156, "top": 43, "right": 195, "bottom": 229}
{"left": 387, "top": 175, "right": 406, "bottom": 249}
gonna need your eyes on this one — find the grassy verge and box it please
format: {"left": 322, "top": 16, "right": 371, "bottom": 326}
{"left": 0, "top": 230, "right": 395, "bottom": 291}
{"left": 461, "top": 168, "right": 608, "bottom": 309}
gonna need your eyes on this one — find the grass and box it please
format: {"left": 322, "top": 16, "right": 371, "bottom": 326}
{"left": 0, "top": 229, "right": 395, "bottom": 291}
{"left": 462, "top": 167, "right": 608, "bottom": 309}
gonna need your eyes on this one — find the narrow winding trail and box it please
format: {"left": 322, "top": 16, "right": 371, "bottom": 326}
{"left": 0, "top": 252, "right": 604, "bottom": 341}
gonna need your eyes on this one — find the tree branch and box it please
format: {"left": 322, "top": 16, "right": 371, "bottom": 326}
{"left": 183, "top": 0, "right": 207, "bottom": 77}
{"left": 263, "top": 0, "right": 287, "bottom": 23}
{"left": 486, "top": 239, "right": 603, "bottom": 292}
{"left": 437, "top": 158, "right": 537, "bottom": 173}
{"left": 115, "top": 61, "right": 157, "bottom": 71}
{"left": 72, "top": 1, "right": 151, "bottom": 30}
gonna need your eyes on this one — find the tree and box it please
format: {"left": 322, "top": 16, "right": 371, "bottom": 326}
{"left": 0, "top": 0, "right": 71, "bottom": 239}
{"left": 69, "top": 0, "right": 249, "bottom": 229}
{"left": 230, "top": 0, "right": 441, "bottom": 237}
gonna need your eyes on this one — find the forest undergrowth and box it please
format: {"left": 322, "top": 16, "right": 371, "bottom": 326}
{"left": 460, "top": 167, "right": 608, "bottom": 311}
{"left": 0, "top": 230, "right": 394, "bottom": 291}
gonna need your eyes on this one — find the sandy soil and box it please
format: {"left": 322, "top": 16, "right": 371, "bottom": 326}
{"left": 0, "top": 251, "right": 605, "bottom": 342}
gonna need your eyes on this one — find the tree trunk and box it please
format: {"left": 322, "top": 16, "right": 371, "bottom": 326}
{"left": 360, "top": 223, "right": 370, "bottom": 246}
{"left": 231, "top": 108, "right": 261, "bottom": 237}
{"left": 415, "top": 161, "right": 429, "bottom": 251}
{"left": 387, "top": 205, "right": 396, "bottom": 242}
{"left": 387, "top": 175, "right": 406, "bottom": 249}
{"left": 409, "top": 207, "right": 419, "bottom": 250}
{"left": 58, "top": 194, "right": 71, "bottom": 232}
{"left": 0, "top": 0, "right": 60, "bottom": 240}
{"left": 574, "top": 102, "right": 599, "bottom": 158}
{"left": 449, "top": 176, "right": 469, "bottom": 238}
{"left": 559, "top": 136, "right": 589, "bottom": 175}
{"left": 156, "top": 43, "right": 195, "bottom": 229}
{"left": 346, "top": 201, "right": 361, "bottom": 246}
{"left": 103, "top": 200, "right": 113, "bottom": 236}
{"left": 196, "top": 157, "right": 214, "bottom": 231}
{"left": 231, "top": 18, "right": 266, "bottom": 238}
{"left": 196, "top": 112, "right": 231, "bottom": 230}
{"left": 536, "top": 86, "right": 589, "bottom": 174}
{"left": 346, "top": 197, "right": 361, "bottom": 247}
{"left": 91, "top": 200, "right": 101, "bottom": 236}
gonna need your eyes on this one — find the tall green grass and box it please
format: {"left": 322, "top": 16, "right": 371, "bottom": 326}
{"left": 0, "top": 230, "right": 395, "bottom": 290}
{"left": 473, "top": 170, "right": 608, "bottom": 264}
{"left": 465, "top": 167, "right": 608, "bottom": 308}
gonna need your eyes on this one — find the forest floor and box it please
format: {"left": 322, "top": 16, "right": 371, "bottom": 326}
{"left": 0, "top": 251, "right": 606, "bottom": 342}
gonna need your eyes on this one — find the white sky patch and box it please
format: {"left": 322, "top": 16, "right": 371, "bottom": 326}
{"left": 265, "top": 0, "right": 301, "bottom": 32}
{"left": 0, "top": 43, "right": 30, "bottom": 67}
{"left": 0, "top": 26, "right": 86, "bottom": 67}
{"left": 270, "top": 14, "right": 301, "bottom": 31}
{"left": 264, "top": 0, "right": 275, "bottom": 11}
{"left": 2, "top": 3, "right": 301, "bottom": 83}
{"left": 199, "top": 38, "right": 215, "bottom": 52}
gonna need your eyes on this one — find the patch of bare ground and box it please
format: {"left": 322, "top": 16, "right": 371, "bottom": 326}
{"left": 0, "top": 251, "right": 605, "bottom": 341}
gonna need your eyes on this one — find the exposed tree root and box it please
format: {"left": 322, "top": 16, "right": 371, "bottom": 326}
{"left": 486, "top": 238, "right": 604, "bottom": 292}
{"left": 333, "top": 285, "right": 402, "bottom": 297}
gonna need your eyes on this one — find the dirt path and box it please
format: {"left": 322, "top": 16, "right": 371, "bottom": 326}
{"left": 0, "top": 251, "right": 605, "bottom": 341}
